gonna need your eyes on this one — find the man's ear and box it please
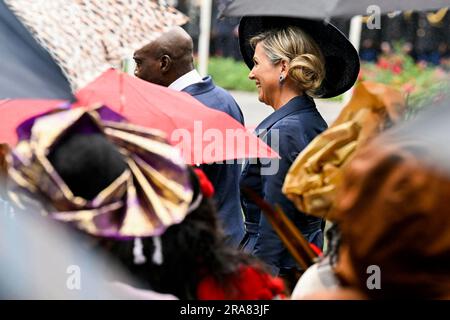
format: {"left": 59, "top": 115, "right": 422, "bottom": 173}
{"left": 160, "top": 55, "right": 172, "bottom": 73}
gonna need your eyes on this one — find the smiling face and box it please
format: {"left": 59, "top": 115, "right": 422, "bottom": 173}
{"left": 248, "top": 43, "right": 282, "bottom": 107}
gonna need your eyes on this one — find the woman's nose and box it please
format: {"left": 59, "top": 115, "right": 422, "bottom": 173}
{"left": 248, "top": 68, "right": 255, "bottom": 80}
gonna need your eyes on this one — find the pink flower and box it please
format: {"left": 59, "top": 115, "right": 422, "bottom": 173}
{"left": 377, "top": 58, "right": 390, "bottom": 70}
{"left": 392, "top": 64, "right": 402, "bottom": 74}
{"left": 402, "top": 83, "right": 415, "bottom": 94}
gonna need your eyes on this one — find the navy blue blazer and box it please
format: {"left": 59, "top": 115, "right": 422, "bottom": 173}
{"left": 183, "top": 76, "right": 245, "bottom": 247}
{"left": 239, "top": 95, "right": 327, "bottom": 275}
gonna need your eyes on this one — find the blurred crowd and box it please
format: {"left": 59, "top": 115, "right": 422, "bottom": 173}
{"left": 357, "top": 10, "right": 450, "bottom": 66}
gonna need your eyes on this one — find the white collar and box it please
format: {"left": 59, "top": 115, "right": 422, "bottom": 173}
{"left": 168, "top": 69, "right": 203, "bottom": 92}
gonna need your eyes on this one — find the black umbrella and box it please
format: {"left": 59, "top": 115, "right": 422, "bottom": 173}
{"left": 0, "top": 0, "right": 73, "bottom": 100}
{"left": 222, "top": 0, "right": 450, "bottom": 19}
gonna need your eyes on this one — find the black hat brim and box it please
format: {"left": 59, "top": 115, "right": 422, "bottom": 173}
{"left": 239, "top": 16, "right": 360, "bottom": 98}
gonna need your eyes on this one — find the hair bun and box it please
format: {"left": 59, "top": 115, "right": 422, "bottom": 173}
{"left": 288, "top": 54, "right": 325, "bottom": 97}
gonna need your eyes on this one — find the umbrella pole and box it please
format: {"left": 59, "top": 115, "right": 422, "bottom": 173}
{"left": 198, "top": 0, "right": 212, "bottom": 77}
{"left": 342, "top": 15, "right": 362, "bottom": 105}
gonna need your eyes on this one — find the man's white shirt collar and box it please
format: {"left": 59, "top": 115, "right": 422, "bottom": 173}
{"left": 168, "top": 69, "right": 203, "bottom": 92}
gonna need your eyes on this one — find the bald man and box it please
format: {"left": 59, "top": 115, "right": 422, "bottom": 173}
{"left": 133, "top": 27, "right": 195, "bottom": 87}
{"left": 134, "top": 27, "right": 245, "bottom": 248}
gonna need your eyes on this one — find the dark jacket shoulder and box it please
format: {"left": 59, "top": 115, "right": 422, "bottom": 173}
{"left": 183, "top": 76, "right": 244, "bottom": 124}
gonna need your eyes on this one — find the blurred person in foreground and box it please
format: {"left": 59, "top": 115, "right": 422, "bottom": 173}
{"left": 2, "top": 105, "right": 285, "bottom": 300}
{"left": 293, "top": 132, "right": 450, "bottom": 299}
{"left": 133, "top": 26, "right": 245, "bottom": 248}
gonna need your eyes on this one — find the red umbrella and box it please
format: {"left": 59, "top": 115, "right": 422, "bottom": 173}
{"left": 0, "top": 99, "right": 66, "bottom": 145}
{"left": 74, "top": 69, "right": 278, "bottom": 164}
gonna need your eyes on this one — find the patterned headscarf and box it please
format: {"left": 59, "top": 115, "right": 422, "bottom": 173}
{"left": 4, "top": 105, "right": 193, "bottom": 239}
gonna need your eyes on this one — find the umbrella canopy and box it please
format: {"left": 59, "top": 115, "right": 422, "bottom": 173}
{"left": 0, "top": 1, "right": 73, "bottom": 99}
{"left": 222, "top": 0, "right": 450, "bottom": 19}
{"left": 4, "top": 0, "right": 187, "bottom": 92}
{"left": 0, "top": 99, "right": 66, "bottom": 145}
{"left": 0, "top": 71, "right": 278, "bottom": 165}
{"left": 74, "top": 69, "right": 278, "bottom": 165}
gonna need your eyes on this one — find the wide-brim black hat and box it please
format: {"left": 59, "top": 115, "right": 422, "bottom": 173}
{"left": 239, "top": 16, "right": 360, "bottom": 98}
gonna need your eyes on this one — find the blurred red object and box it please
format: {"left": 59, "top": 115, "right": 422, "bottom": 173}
{"left": 0, "top": 99, "right": 65, "bottom": 145}
{"left": 75, "top": 69, "right": 278, "bottom": 164}
{"left": 0, "top": 69, "right": 278, "bottom": 165}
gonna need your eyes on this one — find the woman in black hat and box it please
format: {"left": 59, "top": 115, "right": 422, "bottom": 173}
{"left": 238, "top": 16, "right": 360, "bottom": 280}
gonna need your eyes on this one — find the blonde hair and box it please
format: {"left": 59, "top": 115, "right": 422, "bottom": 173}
{"left": 250, "top": 26, "right": 325, "bottom": 97}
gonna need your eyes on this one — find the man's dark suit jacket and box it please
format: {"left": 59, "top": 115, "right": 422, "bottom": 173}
{"left": 183, "top": 76, "right": 245, "bottom": 247}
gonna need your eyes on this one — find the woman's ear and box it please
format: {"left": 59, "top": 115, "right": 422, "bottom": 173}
{"left": 280, "top": 59, "right": 289, "bottom": 75}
